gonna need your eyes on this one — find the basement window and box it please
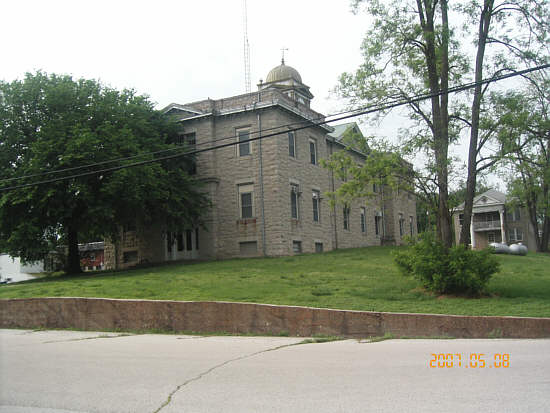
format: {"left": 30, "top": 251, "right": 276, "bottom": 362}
{"left": 239, "top": 241, "right": 258, "bottom": 256}
{"left": 123, "top": 251, "right": 138, "bottom": 263}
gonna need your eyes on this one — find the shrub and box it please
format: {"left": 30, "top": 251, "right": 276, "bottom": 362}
{"left": 393, "top": 232, "right": 500, "bottom": 296}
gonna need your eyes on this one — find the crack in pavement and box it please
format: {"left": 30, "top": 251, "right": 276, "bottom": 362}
{"left": 152, "top": 340, "right": 311, "bottom": 413}
{"left": 175, "top": 336, "right": 208, "bottom": 340}
{"left": 42, "top": 333, "right": 133, "bottom": 344}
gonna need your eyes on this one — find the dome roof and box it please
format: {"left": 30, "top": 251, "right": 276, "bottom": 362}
{"left": 265, "top": 60, "right": 302, "bottom": 83}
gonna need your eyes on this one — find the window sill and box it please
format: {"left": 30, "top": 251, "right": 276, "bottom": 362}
{"left": 237, "top": 218, "right": 257, "bottom": 224}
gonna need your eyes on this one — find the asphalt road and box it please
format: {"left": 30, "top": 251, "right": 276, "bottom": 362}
{"left": 1, "top": 329, "right": 549, "bottom": 412}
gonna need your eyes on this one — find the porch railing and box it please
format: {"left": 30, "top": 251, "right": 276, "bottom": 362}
{"left": 473, "top": 220, "right": 501, "bottom": 230}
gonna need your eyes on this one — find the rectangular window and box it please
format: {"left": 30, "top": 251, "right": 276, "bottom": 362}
{"left": 309, "top": 139, "right": 317, "bottom": 165}
{"left": 510, "top": 228, "right": 523, "bottom": 242}
{"left": 360, "top": 207, "right": 366, "bottom": 233}
{"left": 488, "top": 232, "right": 496, "bottom": 243}
{"left": 237, "top": 129, "right": 250, "bottom": 156}
{"left": 186, "top": 230, "right": 193, "bottom": 251}
{"left": 399, "top": 213, "right": 404, "bottom": 237}
{"left": 292, "top": 240, "right": 302, "bottom": 254}
{"left": 315, "top": 242, "right": 323, "bottom": 253}
{"left": 409, "top": 216, "right": 414, "bottom": 236}
{"left": 516, "top": 228, "right": 523, "bottom": 241}
{"left": 185, "top": 132, "right": 196, "bottom": 146}
{"left": 177, "top": 233, "right": 184, "bottom": 251}
{"left": 123, "top": 250, "right": 138, "bottom": 263}
{"left": 124, "top": 222, "right": 136, "bottom": 232}
{"left": 373, "top": 183, "right": 378, "bottom": 193}
{"left": 239, "top": 241, "right": 258, "bottom": 256}
{"left": 195, "top": 228, "right": 199, "bottom": 250}
{"left": 241, "top": 193, "right": 253, "bottom": 218}
{"left": 312, "top": 190, "right": 320, "bottom": 222}
{"left": 343, "top": 207, "right": 350, "bottom": 230}
{"left": 187, "top": 159, "right": 197, "bottom": 175}
{"left": 375, "top": 215, "right": 382, "bottom": 236}
{"left": 167, "top": 231, "right": 172, "bottom": 253}
{"left": 459, "top": 214, "right": 464, "bottom": 226}
{"left": 239, "top": 184, "right": 254, "bottom": 218}
{"left": 291, "top": 184, "right": 299, "bottom": 219}
{"left": 288, "top": 131, "right": 296, "bottom": 157}
{"left": 176, "top": 132, "right": 196, "bottom": 146}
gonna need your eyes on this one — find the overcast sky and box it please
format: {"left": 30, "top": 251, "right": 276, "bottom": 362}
{"left": 1, "top": 0, "right": 509, "bottom": 189}
{"left": 2, "top": 0, "right": 367, "bottom": 114}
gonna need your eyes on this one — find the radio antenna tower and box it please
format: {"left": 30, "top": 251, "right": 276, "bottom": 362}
{"left": 243, "top": 0, "right": 251, "bottom": 93}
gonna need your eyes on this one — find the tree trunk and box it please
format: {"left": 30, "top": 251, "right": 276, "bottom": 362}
{"left": 66, "top": 226, "right": 82, "bottom": 274}
{"left": 540, "top": 181, "right": 550, "bottom": 252}
{"left": 541, "top": 216, "right": 550, "bottom": 253}
{"left": 418, "top": 0, "right": 453, "bottom": 248}
{"left": 460, "top": 0, "right": 493, "bottom": 247}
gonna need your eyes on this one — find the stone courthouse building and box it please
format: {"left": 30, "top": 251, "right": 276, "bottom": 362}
{"left": 104, "top": 60, "right": 417, "bottom": 269}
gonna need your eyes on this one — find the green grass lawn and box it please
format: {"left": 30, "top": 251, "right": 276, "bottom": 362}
{"left": 1, "top": 246, "right": 549, "bottom": 317}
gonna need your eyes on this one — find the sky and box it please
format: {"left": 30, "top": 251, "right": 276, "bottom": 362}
{"left": 1, "top": 0, "right": 509, "bottom": 190}
{"left": 1, "top": 0, "right": 366, "bottom": 115}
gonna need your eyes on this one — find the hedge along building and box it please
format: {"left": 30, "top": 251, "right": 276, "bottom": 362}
{"left": 103, "top": 60, "right": 417, "bottom": 269}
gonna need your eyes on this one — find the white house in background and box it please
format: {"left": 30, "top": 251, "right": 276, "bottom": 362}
{"left": 0, "top": 254, "right": 43, "bottom": 282}
{"left": 453, "top": 189, "right": 537, "bottom": 250}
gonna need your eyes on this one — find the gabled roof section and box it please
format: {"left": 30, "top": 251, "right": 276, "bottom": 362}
{"left": 161, "top": 103, "right": 204, "bottom": 116}
{"left": 328, "top": 122, "right": 362, "bottom": 142}
{"left": 456, "top": 189, "right": 507, "bottom": 210}
{"left": 327, "top": 122, "right": 369, "bottom": 156}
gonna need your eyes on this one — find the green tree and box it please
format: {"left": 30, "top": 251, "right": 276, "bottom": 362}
{"left": 495, "top": 74, "right": 550, "bottom": 251}
{"left": 338, "top": 0, "right": 457, "bottom": 247}
{"left": 337, "top": 0, "right": 549, "bottom": 248}
{"left": 458, "top": 0, "right": 550, "bottom": 247}
{"left": 0, "top": 72, "right": 209, "bottom": 273}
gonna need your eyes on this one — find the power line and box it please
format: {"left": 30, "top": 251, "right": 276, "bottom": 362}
{"left": 5, "top": 63, "right": 548, "bottom": 186}
{"left": 1, "top": 63, "right": 548, "bottom": 192}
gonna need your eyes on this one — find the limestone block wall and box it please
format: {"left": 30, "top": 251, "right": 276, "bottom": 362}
{"left": 388, "top": 190, "right": 418, "bottom": 245}
{"left": 273, "top": 110, "right": 333, "bottom": 255}
{"left": 327, "top": 146, "right": 386, "bottom": 250}
{"left": 108, "top": 90, "right": 418, "bottom": 267}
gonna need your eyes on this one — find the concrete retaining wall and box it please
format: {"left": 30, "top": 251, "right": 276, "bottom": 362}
{"left": 1, "top": 297, "right": 549, "bottom": 338}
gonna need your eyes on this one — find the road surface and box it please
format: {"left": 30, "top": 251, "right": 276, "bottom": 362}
{"left": 1, "top": 329, "right": 549, "bottom": 412}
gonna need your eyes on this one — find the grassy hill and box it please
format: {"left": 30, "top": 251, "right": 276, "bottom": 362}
{"left": 1, "top": 246, "right": 549, "bottom": 317}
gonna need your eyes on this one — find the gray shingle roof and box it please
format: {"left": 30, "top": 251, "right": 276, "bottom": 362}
{"left": 456, "top": 189, "right": 507, "bottom": 210}
{"left": 327, "top": 122, "right": 359, "bottom": 140}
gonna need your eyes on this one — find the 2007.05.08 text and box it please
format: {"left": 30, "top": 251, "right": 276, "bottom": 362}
{"left": 429, "top": 353, "right": 510, "bottom": 368}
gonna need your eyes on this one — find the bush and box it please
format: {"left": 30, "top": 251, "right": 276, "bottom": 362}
{"left": 393, "top": 232, "right": 500, "bottom": 296}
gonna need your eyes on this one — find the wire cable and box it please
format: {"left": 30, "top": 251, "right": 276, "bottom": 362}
{"left": 1, "top": 63, "right": 548, "bottom": 192}
{"left": 3, "top": 63, "right": 547, "bottom": 185}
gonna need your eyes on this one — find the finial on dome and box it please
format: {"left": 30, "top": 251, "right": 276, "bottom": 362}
{"left": 281, "top": 47, "right": 288, "bottom": 65}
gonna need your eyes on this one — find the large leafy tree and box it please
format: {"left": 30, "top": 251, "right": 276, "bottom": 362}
{"left": 495, "top": 73, "right": 550, "bottom": 252}
{"left": 336, "top": 0, "right": 549, "bottom": 248}
{"left": 338, "top": 0, "right": 456, "bottom": 247}
{"left": 457, "top": 0, "right": 549, "bottom": 247}
{"left": 0, "top": 72, "right": 209, "bottom": 273}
